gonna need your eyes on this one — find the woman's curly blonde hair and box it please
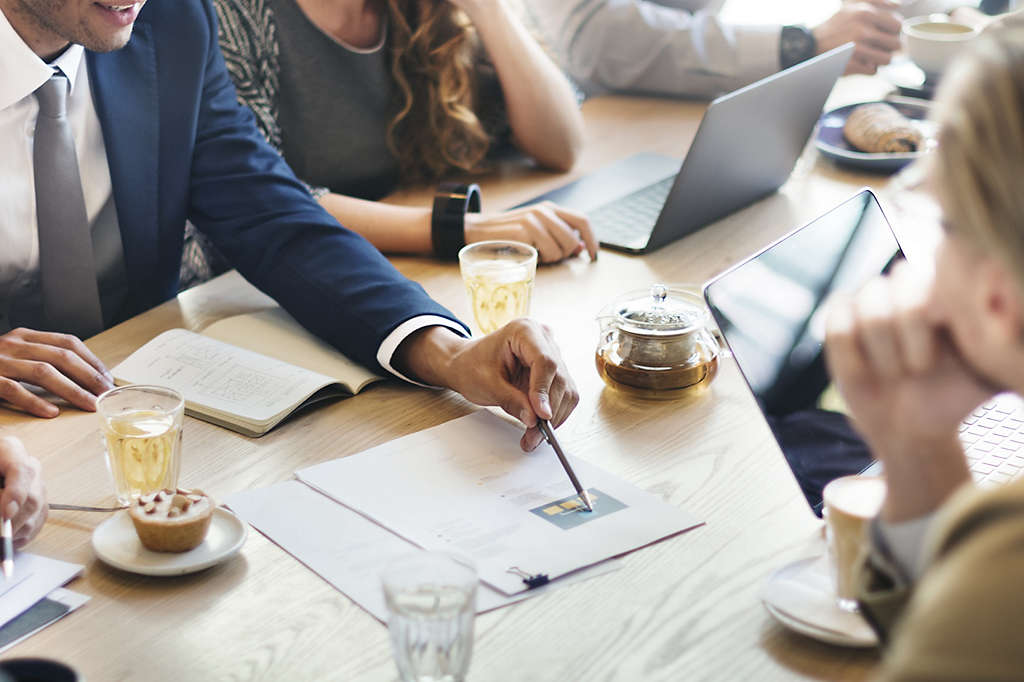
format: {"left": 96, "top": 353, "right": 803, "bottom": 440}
{"left": 382, "top": 0, "right": 493, "bottom": 181}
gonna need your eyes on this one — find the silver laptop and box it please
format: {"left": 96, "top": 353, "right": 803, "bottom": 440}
{"left": 704, "top": 189, "right": 1024, "bottom": 515}
{"left": 522, "top": 43, "right": 854, "bottom": 254}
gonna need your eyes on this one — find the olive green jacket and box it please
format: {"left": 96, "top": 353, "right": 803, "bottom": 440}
{"left": 859, "top": 477, "right": 1024, "bottom": 681}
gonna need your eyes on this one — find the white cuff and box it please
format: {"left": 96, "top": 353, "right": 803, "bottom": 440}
{"left": 376, "top": 315, "right": 469, "bottom": 388}
{"left": 732, "top": 25, "right": 783, "bottom": 81}
{"left": 876, "top": 513, "right": 937, "bottom": 582}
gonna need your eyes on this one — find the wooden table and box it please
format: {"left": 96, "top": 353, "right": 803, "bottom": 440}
{"left": 1, "top": 75, "right": 921, "bottom": 680}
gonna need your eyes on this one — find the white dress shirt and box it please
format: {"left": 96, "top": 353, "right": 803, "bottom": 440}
{"left": 520, "top": 0, "right": 781, "bottom": 98}
{"left": 876, "top": 512, "right": 936, "bottom": 583}
{"left": 0, "top": 6, "right": 463, "bottom": 382}
{"left": 0, "top": 8, "right": 113, "bottom": 317}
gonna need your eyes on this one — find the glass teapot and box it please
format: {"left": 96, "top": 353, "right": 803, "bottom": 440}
{"left": 595, "top": 284, "right": 721, "bottom": 399}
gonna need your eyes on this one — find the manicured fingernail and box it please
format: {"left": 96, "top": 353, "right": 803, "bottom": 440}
{"left": 44, "top": 404, "right": 59, "bottom": 417}
{"left": 6, "top": 501, "right": 18, "bottom": 519}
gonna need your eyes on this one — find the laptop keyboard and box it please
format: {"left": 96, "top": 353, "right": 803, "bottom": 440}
{"left": 959, "top": 397, "right": 1024, "bottom": 485}
{"left": 589, "top": 177, "right": 675, "bottom": 247}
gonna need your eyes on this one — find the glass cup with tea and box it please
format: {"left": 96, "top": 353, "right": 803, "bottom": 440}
{"left": 97, "top": 385, "right": 184, "bottom": 505}
{"left": 822, "top": 475, "right": 887, "bottom": 612}
{"left": 382, "top": 551, "right": 477, "bottom": 682}
{"left": 458, "top": 241, "right": 537, "bottom": 335}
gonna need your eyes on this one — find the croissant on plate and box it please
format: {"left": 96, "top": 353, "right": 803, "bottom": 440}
{"left": 842, "top": 103, "right": 924, "bottom": 153}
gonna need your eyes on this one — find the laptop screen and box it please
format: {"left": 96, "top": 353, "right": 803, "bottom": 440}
{"left": 703, "top": 190, "right": 903, "bottom": 515}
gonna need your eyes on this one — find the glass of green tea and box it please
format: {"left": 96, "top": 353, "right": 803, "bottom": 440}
{"left": 97, "top": 385, "right": 184, "bottom": 505}
{"left": 458, "top": 241, "right": 537, "bottom": 335}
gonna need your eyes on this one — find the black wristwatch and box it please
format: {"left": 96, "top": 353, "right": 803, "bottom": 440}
{"left": 779, "top": 25, "right": 817, "bottom": 71}
{"left": 431, "top": 182, "right": 481, "bottom": 260}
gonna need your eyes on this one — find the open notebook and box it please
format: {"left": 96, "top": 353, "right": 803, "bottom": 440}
{"left": 113, "top": 308, "right": 382, "bottom": 436}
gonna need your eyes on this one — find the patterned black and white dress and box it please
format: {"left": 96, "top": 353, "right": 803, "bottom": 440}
{"left": 180, "top": 0, "right": 511, "bottom": 288}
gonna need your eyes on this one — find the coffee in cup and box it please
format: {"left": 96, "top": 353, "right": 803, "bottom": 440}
{"left": 903, "top": 15, "right": 979, "bottom": 79}
{"left": 822, "top": 475, "right": 886, "bottom": 612}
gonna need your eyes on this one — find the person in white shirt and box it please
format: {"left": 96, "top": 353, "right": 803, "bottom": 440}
{"left": 521, "top": 0, "right": 907, "bottom": 98}
{"left": 824, "top": 18, "right": 1024, "bottom": 679}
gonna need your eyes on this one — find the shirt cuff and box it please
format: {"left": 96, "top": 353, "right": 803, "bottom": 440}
{"left": 376, "top": 315, "right": 469, "bottom": 388}
{"left": 874, "top": 512, "right": 937, "bottom": 583}
{"left": 733, "top": 25, "right": 784, "bottom": 81}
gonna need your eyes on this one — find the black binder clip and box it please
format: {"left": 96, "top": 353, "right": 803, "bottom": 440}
{"left": 507, "top": 566, "right": 549, "bottom": 589}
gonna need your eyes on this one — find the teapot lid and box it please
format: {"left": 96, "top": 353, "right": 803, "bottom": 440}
{"left": 606, "top": 284, "right": 709, "bottom": 337}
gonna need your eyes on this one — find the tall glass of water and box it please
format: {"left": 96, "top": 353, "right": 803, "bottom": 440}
{"left": 382, "top": 552, "right": 477, "bottom": 682}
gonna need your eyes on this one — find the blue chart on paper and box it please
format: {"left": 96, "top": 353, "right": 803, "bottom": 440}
{"left": 529, "top": 488, "right": 627, "bottom": 531}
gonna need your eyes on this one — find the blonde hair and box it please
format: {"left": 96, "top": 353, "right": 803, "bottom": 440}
{"left": 931, "top": 19, "right": 1024, "bottom": 283}
{"left": 382, "top": 0, "right": 492, "bottom": 181}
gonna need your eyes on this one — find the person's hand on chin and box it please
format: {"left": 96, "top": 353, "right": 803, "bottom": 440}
{"left": 824, "top": 263, "right": 996, "bottom": 521}
{"left": 394, "top": 319, "right": 579, "bottom": 451}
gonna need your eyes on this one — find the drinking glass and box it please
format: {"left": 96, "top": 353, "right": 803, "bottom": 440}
{"left": 382, "top": 552, "right": 477, "bottom": 682}
{"left": 458, "top": 241, "right": 537, "bottom": 334}
{"left": 97, "top": 385, "right": 184, "bottom": 505}
{"left": 822, "top": 475, "right": 886, "bottom": 612}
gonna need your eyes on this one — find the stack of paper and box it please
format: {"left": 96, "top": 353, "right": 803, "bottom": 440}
{"left": 297, "top": 411, "right": 703, "bottom": 595}
{"left": 229, "top": 410, "right": 703, "bottom": 618}
{"left": 227, "top": 481, "right": 620, "bottom": 622}
{"left": 0, "top": 553, "right": 87, "bottom": 652}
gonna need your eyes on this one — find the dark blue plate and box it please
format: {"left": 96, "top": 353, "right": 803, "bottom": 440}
{"left": 815, "top": 99, "right": 936, "bottom": 174}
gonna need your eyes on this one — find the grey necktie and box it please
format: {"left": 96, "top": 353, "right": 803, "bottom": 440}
{"left": 33, "top": 70, "right": 104, "bottom": 338}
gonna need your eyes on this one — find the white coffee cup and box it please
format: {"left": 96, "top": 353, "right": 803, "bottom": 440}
{"left": 822, "top": 475, "right": 886, "bottom": 612}
{"left": 903, "top": 14, "right": 979, "bottom": 80}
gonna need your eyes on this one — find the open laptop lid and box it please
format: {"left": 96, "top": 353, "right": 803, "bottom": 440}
{"left": 517, "top": 43, "right": 854, "bottom": 254}
{"left": 703, "top": 190, "right": 903, "bottom": 515}
{"left": 644, "top": 42, "right": 855, "bottom": 253}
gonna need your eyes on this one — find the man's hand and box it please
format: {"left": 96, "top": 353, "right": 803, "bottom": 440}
{"left": 814, "top": 1, "right": 903, "bottom": 75}
{"left": 465, "top": 202, "right": 597, "bottom": 264}
{"left": 394, "top": 320, "right": 580, "bottom": 451}
{"left": 0, "top": 437, "right": 47, "bottom": 548}
{"left": 0, "top": 328, "right": 114, "bottom": 417}
{"left": 951, "top": 6, "right": 1024, "bottom": 33}
{"left": 824, "top": 264, "right": 994, "bottom": 521}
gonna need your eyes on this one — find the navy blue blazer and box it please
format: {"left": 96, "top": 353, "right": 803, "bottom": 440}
{"left": 84, "top": 0, "right": 465, "bottom": 374}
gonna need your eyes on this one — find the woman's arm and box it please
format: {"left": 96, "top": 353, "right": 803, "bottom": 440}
{"left": 217, "top": 0, "right": 594, "bottom": 261}
{"left": 318, "top": 193, "right": 598, "bottom": 262}
{"left": 455, "top": 0, "right": 585, "bottom": 172}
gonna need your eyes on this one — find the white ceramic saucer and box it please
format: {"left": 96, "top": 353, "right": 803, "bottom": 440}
{"left": 760, "top": 556, "right": 878, "bottom": 648}
{"left": 92, "top": 507, "right": 247, "bottom": 576}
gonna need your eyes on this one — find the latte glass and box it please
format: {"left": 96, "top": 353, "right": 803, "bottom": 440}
{"left": 822, "top": 475, "right": 886, "bottom": 612}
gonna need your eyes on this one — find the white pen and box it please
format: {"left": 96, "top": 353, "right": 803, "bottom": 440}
{"left": 2, "top": 517, "right": 13, "bottom": 580}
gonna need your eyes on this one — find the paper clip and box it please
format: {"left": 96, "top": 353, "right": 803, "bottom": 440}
{"left": 507, "top": 566, "right": 549, "bottom": 589}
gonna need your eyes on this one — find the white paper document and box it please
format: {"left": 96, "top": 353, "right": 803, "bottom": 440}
{"left": 297, "top": 411, "right": 703, "bottom": 595}
{"left": 226, "top": 481, "right": 620, "bottom": 622}
{"left": 0, "top": 553, "right": 83, "bottom": 627}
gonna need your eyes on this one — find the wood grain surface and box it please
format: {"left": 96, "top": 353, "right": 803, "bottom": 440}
{"left": 0, "top": 73, "right": 932, "bottom": 680}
